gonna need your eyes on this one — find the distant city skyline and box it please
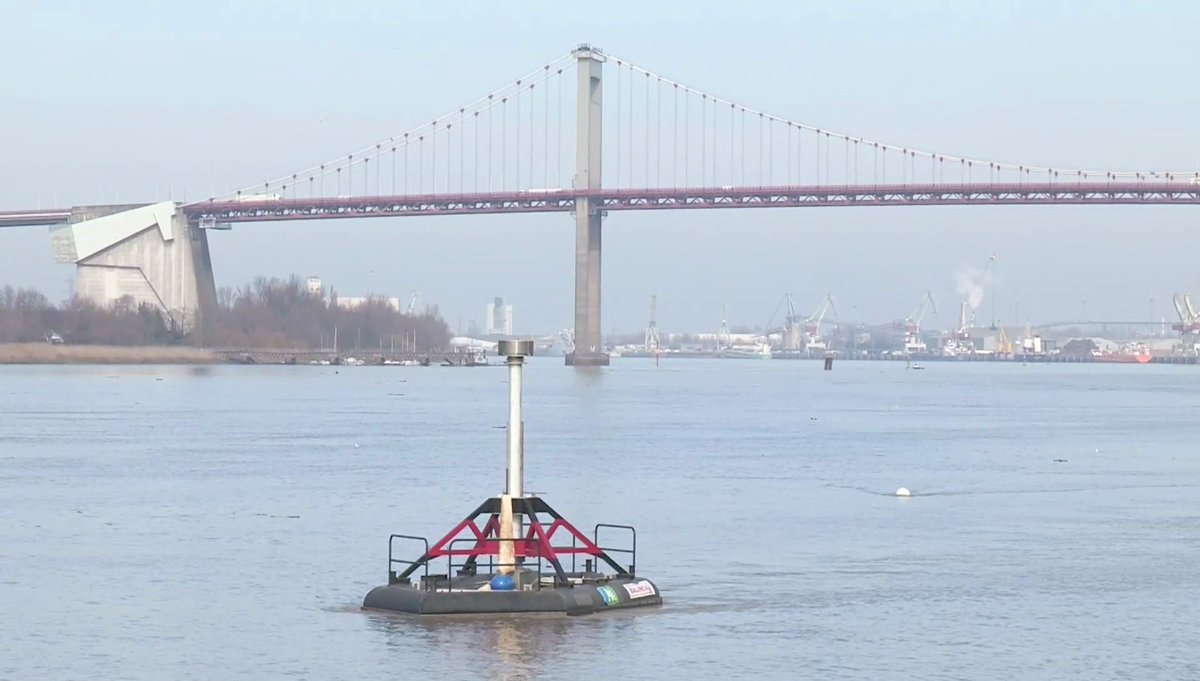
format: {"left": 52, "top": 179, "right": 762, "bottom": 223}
{"left": 2, "top": 1, "right": 1199, "bottom": 331}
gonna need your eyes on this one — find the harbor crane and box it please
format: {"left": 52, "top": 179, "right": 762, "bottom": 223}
{"left": 644, "top": 295, "right": 661, "bottom": 353}
{"left": 763, "top": 292, "right": 804, "bottom": 350}
{"left": 803, "top": 295, "right": 838, "bottom": 354}
{"left": 718, "top": 304, "right": 732, "bottom": 350}
{"left": 1172, "top": 292, "right": 1200, "bottom": 352}
{"left": 903, "top": 291, "right": 937, "bottom": 354}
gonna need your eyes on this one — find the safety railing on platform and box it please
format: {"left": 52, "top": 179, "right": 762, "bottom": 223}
{"left": 594, "top": 523, "right": 637, "bottom": 577}
{"left": 387, "top": 534, "right": 429, "bottom": 585}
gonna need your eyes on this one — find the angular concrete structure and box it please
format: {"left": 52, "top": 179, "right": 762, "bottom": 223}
{"left": 50, "top": 202, "right": 216, "bottom": 335}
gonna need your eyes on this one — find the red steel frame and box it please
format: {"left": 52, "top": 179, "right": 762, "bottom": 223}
{"left": 394, "top": 496, "right": 629, "bottom": 584}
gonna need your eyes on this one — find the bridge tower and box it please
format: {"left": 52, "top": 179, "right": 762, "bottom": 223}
{"left": 566, "top": 44, "right": 609, "bottom": 366}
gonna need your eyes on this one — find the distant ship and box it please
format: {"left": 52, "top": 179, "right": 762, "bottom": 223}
{"left": 718, "top": 342, "right": 772, "bottom": 360}
{"left": 1092, "top": 346, "right": 1152, "bottom": 364}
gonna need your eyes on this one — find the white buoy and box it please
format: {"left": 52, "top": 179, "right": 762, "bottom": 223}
{"left": 895, "top": 487, "right": 912, "bottom": 497}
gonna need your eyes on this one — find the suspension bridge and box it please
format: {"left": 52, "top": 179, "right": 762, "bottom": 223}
{"left": 4, "top": 44, "right": 1198, "bottom": 365}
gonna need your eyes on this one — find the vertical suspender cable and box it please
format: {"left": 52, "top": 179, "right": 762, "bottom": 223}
{"left": 616, "top": 62, "right": 622, "bottom": 189}
{"left": 767, "top": 116, "right": 772, "bottom": 185}
{"left": 628, "top": 65, "right": 638, "bottom": 187}
{"left": 657, "top": 78, "right": 667, "bottom": 187}
{"left": 501, "top": 98, "right": 507, "bottom": 190}
{"left": 853, "top": 139, "right": 858, "bottom": 185}
{"left": 528, "top": 83, "right": 535, "bottom": 190}
{"left": 825, "top": 133, "right": 830, "bottom": 186}
{"left": 739, "top": 108, "right": 745, "bottom": 185}
{"left": 757, "top": 113, "right": 762, "bottom": 185}
{"left": 557, "top": 70, "right": 563, "bottom": 188}
{"left": 787, "top": 123, "right": 792, "bottom": 185}
{"left": 815, "top": 130, "right": 821, "bottom": 184}
{"left": 487, "top": 100, "right": 493, "bottom": 192}
{"left": 645, "top": 73, "right": 650, "bottom": 188}
{"left": 701, "top": 95, "right": 706, "bottom": 187}
{"left": 684, "top": 87, "right": 689, "bottom": 187}
{"left": 796, "top": 124, "right": 801, "bottom": 184}
{"left": 543, "top": 67, "right": 549, "bottom": 188}
{"left": 515, "top": 84, "right": 521, "bottom": 190}
{"left": 544, "top": 67, "right": 549, "bottom": 187}
{"left": 672, "top": 84, "right": 678, "bottom": 187}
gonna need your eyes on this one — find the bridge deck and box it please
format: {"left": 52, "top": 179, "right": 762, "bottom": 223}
{"left": 0, "top": 209, "right": 73, "bottom": 228}
{"left": 181, "top": 182, "right": 1200, "bottom": 223}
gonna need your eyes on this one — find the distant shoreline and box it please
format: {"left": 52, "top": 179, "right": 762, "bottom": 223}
{"left": 0, "top": 343, "right": 219, "bottom": 365}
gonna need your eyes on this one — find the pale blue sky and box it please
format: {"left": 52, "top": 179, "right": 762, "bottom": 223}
{"left": 2, "top": 0, "right": 1198, "bottom": 333}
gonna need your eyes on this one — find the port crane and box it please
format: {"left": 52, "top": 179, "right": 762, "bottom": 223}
{"left": 903, "top": 291, "right": 937, "bottom": 354}
{"left": 763, "top": 292, "right": 804, "bottom": 350}
{"left": 1171, "top": 292, "right": 1200, "bottom": 352}
{"left": 644, "top": 295, "right": 661, "bottom": 353}
{"left": 803, "top": 295, "right": 838, "bottom": 354}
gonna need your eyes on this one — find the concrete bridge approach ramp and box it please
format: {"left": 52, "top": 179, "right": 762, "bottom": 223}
{"left": 49, "top": 201, "right": 216, "bottom": 334}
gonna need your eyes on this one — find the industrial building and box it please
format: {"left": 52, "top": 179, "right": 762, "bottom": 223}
{"left": 486, "top": 297, "right": 513, "bottom": 336}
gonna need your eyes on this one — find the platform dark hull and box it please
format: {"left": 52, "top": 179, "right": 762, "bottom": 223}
{"left": 363, "top": 576, "right": 662, "bottom": 616}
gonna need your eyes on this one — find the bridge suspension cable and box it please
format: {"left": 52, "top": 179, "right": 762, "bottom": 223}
{"left": 207, "top": 46, "right": 1200, "bottom": 213}
{"left": 217, "top": 52, "right": 575, "bottom": 202}
{"left": 602, "top": 50, "right": 1200, "bottom": 187}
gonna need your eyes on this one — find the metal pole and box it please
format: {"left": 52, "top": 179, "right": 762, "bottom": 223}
{"left": 499, "top": 339, "right": 534, "bottom": 499}
{"left": 498, "top": 339, "right": 533, "bottom": 554}
{"left": 507, "top": 353, "right": 524, "bottom": 498}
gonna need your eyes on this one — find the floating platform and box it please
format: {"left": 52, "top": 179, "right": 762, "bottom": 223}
{"left": 364, "top": 572, "right": 661, "bottom": 616}
{"left": 362, "top": 496, "right": 662, "bottom": 617}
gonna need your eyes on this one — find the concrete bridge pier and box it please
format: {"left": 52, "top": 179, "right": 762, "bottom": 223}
{"left": 566, "top": 44, "right": 609, "bottom": 367}
{"left": 50, "top": 201, "right": 217, "bottom": 336}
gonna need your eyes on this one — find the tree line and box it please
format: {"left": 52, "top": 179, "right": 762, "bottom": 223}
{"left": 206, "top": 276, "right": 450, "bottom": 350}
{"left": 0, "top": 277, "right": 451, "bottom": 350}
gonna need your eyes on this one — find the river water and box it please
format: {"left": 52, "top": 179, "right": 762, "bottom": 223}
{"left": 2, "top": 360, "right": 1198, "bottom": 680}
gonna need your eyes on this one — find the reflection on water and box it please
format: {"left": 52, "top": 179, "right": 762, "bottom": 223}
{"left": 364, "top": 610, "right": 642, "bottom": 680}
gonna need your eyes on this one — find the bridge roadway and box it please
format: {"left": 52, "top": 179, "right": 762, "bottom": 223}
{"left": 182, "top": 182, "right": 1200, "bottom": 223}
{"left": 4, "top": 182, "right": 1197, "bottom": 228}
{"left": 0, "top": 208, "right": 73, "bottom": 228}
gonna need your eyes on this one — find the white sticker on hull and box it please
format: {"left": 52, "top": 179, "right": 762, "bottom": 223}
{"left": 622, "top": 580, "right": 656, "bottom": 599}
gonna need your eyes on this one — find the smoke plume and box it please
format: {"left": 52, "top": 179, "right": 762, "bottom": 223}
{"left": 955, "top": 265, "right": 993, "bottom": 311}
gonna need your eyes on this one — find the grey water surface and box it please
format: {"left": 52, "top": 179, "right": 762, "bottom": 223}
{"left": 2, "top": 360, "right": 1198, "bottom": 680}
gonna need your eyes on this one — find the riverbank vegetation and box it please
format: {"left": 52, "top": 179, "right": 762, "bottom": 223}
{"left": 0, "top": 277, "right": 452, "bottom": 350}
